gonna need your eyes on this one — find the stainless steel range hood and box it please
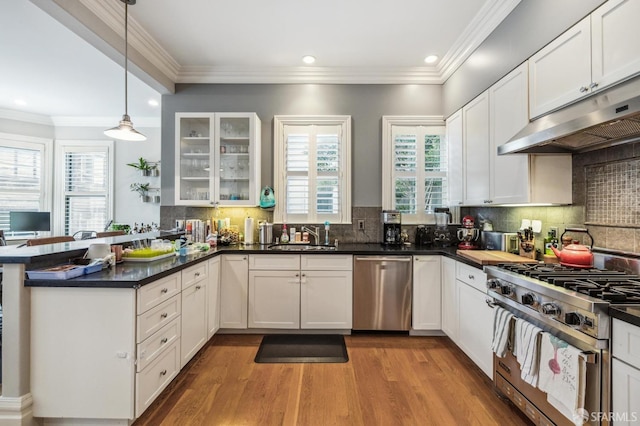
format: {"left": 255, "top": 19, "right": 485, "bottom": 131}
{"left": 498, "top": 76, "right": 640, "bottom": 155}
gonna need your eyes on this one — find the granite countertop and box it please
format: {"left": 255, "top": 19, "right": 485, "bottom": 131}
{"left": 16, "top": 242, "right": 476, "bottom": 289}
{"left": 609, "top": 306, "right": 640, "bottom": 328}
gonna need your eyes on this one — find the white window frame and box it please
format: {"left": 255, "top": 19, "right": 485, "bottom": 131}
{"left": 382, "top": 116, "right": 446, "bottom": 225}
{"left": 53, "top": 140, "right": 115, "bottom": 236}
{"left": 0, "top": 133, "right": 53, "bottom": 238}
{"left": 273, "top": 115, "right": 352, "bottom": 224}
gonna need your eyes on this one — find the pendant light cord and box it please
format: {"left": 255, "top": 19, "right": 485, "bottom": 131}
{"left": 124, "top": 1, "right": 129, "bottom": 117}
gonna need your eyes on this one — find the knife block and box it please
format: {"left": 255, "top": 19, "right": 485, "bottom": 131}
{"left": 519, "top": 238, "right": 536, "bottom": 259}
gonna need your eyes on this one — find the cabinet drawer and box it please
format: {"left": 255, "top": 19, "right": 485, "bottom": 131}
{"left": 137, "top": 317, "right": 180, "bottom": 372}
{"left": 301, "top": 254, "right": 352, "bottom": 270}
{"left": 137, "top": 295, "right": 181, "bottom": 343}
{"left": 135, "top": 339, "right": 180, "bottom": 418}
{"left": 249, "top": 254, "right": 300, "bottom": 270}
{"left": 456, "top": 262, "right": 487, "bottom": 293}
{"left": 612, "top": 318, "right": 640, "bottom": 368}
{"left": 137, "top": 273, "right": 181, "bottom": 314}
{"left": 182, "top": 261, "right": 208, "bottom": 290}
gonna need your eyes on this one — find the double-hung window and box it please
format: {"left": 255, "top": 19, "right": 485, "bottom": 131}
{"left": 0, "top": 134, "right": 51, "bottom": 238}
{"left": 54, "top": 141, "right": 114, "bottom": 236}
{"left": 273, "top": 116, "right": 351, "bottom": 224}
{"left": 382, "top": 116, "right": 447, "bottom": 224}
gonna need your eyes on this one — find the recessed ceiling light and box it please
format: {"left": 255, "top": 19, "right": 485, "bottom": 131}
{"left": 424, "top": 55, "right": 439, "bottom": 64}
{"left": 14, "top": 99, "right": 27, "bottom": 106}
{"left": 302, "top": 55, "right": 316, "bottom": 64}
{"left": 148, "top": 99, "right": 159, "bottom": 107}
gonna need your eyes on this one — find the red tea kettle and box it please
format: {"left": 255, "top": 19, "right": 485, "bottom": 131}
{"left": 550, "top": 228, "right": 594, "bottom": 268}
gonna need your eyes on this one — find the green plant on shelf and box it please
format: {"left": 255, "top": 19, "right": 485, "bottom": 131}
{"left": 130, "top": 182, "right": 151, "bottom": 202}
{"left": 127, "top": 157, "right": 159, "bottom": 176}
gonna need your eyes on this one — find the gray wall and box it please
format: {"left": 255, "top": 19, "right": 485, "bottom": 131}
{"left": 0, "top": 117, "right": 54, "bottom": 139}
{"left": 161, "top": 84, "right": 442, "bottom": 207}
{"left": 442, "top": 0, "right": 605, "bottom": 117}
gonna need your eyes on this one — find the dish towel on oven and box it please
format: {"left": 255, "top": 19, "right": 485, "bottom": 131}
{"left": 513, "top": 318, "right": 543, "bottom": 386}
{"left": 537, "top": 332, "right": 587, "bottom": 425}
{"left": 491, "top": 306, "right": 514, "bottom": 357}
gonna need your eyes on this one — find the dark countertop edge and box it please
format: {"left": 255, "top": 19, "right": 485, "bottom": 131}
{"left": 609, "top": 306, "right": 640, "bottom": 328}
{"left": 22, "top": 244, "right": 480, "bottom": 289}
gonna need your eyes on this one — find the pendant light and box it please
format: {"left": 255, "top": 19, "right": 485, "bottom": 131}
{"left": 104, "top": 0, "right": 146, "bottom": 141}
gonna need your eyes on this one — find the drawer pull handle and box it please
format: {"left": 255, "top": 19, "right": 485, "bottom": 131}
{"left": 196, "top": 285, "right": 202, "bottom": 290}
{"left": 161, "top": 313, "right": 168, "bottom": 319}
{"left": 498, "top": 360, "right": 511, "bottom": 374}
{"left": 161, "top": 337, "right": 168, "bottom": 344}
{"left": 161, "top": 288, "right": 168, "bottom": 294}
{"left": 195, "top": 272, "right": 200, "bottom": 277}
{"left": 160, "top": 369, "right": 167, "bottom": 376}
{"left": 468, "top": 274, "right": 475, "bottom": 280}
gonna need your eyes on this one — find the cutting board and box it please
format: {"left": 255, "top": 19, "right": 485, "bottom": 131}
{"left": 456, "top": 250, "right": 537, "bottom": 266}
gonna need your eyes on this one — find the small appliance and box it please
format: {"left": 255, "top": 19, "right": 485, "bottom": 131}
{"left": 433, "top": 207, "right": 452, "bottom": 246}
{"left": 456, "top": 215, "right": 480, "bottom": 249}
{"left": 414, "top": 225, "right": 432, "bottom": 246}
{"left": 381, "top": 210, "right": 402, "bottom": 245}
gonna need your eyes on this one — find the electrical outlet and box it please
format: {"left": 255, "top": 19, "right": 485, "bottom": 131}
{"left": 357, "top": 219, "right": 365, "bottom": 230}
{"left": 550, "top": 226, "right": 559, "bottom": 237}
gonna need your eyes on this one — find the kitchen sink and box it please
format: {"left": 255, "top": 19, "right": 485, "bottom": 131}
{"left": 267, "top": 244, "right": 337, "bottom": 251}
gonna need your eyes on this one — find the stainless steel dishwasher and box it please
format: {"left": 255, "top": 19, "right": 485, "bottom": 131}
{"left": 353, "top": 256, "right": 412, "bottom": 331}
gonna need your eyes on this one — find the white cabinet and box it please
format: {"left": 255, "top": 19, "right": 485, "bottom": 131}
{"left": 530, "top": 0, "right": 640, "bottom": 119}
{"left": 247, "top": 254, "right": 352, "bottom": 330}
{"left": 301, "top": 255, "right": 353, "bottom": 329}
{"left": 591, "top": 0, "right": 640, "bottom": 91}
{"left": 528, "top": 17, "right": 592, "bottom": 118}
{"left": 441, "top": 256, "right": 458, "bottom": 341}
{"left": 220, "top": 254, "right": 249, "bottom": 329}
{"left": 612, "top": 318, "right": 640, "bottom": 424}
{"left": 175, "top": 112, "right": 261, "bottom": 207}
{"left": 207, "top": 256, "right": 221, "bottom": 338}
{"left": 412, "top": 255, "right": 441, "bottom": 330}
{"left": 462, "top": 90, "right": 490, "bottom": 206}
{"left": 446, "top": 109, "right": 464, "bottom": 206}
{"left": 455, "top": 262, "right": 493, "bottom": 378}
{"left": 180, "top": 262, "right": 208, "bottom": 367}
{"left": 489, "top": 63, "right": 572, "bottom": 205}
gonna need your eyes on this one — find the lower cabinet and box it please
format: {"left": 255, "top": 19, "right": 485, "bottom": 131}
{"left": 441, "top": 256, "right": 458, "bottom": 341}
{"left": 412, "top": 255, "right": 441, "bottom": 330}
{"left": 455, "top": 262, "right": 493, "bottom": 378}
{"left": 220, "top": 254, "right": 249, "bottom": 328}
{"left": 180, "top": 262, "right": 208, "bottom": 368}
{"left": 248, "top": 254, "right": 353, "bottom": 330}
{"left": 611, "top": 318, "right": 640, "bottom": 425}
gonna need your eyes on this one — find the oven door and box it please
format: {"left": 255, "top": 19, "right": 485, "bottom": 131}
{"left": 489, "top": 291, "right": 608, "bottom": 426}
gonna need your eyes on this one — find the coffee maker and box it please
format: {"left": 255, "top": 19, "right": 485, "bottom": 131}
{"left": 381, "top": 210, "right": 402, "bottom": 245}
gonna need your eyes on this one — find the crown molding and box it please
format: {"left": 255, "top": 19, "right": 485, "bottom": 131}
{"left": 178, "top": 66, "right": 444, "bottom": 85}
{"left": 51, "top": 116, "right": 161, "bottom": 128}
{"left": 0, "top": 108, "right": 54, "bottom": 126}
{"left": 79, "top": 0, "right": 180, "bottom": 81}
{"left": 437, "top": 0, "right": 521, "bottom": 82}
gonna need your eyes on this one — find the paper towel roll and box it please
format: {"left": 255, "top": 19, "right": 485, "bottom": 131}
{"left": 244, "top": 217, "right": 254, "bottom": 244}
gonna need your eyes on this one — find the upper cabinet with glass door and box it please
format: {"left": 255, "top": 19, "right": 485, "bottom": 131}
{"left": 175, "top": 113, "right": 261, "bottom": 206}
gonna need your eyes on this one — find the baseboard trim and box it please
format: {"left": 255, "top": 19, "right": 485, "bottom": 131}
{"left": 0, "top": 394, "right": 37, "bottom": 426}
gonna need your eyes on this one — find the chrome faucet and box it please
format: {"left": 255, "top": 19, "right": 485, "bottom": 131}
{"left": 301, "top": 226, "right": 319, "bottom": 245}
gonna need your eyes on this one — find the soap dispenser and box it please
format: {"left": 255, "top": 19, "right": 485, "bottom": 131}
{"left": 280, "top": 224, "right": 290, "bottom": 243}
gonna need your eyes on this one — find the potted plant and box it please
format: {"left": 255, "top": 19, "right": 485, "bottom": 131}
{"left": 130, "top": 182, "right": 152, "bottom": 202}
{"left": 127, "top": 157, "right": 159, "bottom": 177}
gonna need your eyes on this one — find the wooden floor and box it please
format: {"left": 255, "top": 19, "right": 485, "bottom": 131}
{"left": 134, "top": 334, "right": 532, "bottom": 426}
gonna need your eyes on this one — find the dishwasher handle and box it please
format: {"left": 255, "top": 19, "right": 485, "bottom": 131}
{"left": 354, "top": 256, "right": 412, "bottom": 262}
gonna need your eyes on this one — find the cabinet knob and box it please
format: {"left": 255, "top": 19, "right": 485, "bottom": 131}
{"left": 195, "top": 272, "right": 200, "bottom": 277}
{"left": 579, "top": 86, "right": 589, "bottom": 93}
{"left": 301, "top": 273, "right": 306, "bottom": 277}
{"left": 161, "top": 312, "right": 168, "bottom": 319}
{"left": 468, "top": 274, "right": 475, "bottom": 280}
{"left": 160, "top": 369, "right": 167, "bottom": 376}
{"left": 589, "top": 82, "right": 598, "bottom": 90}
{"left": 161, "top": 337, "right": 168, "bottom": 344}
{"left": 195, "top": 285, "right": 202, "bottom": 290}
{"left": 295, "top": 273, "right": 299, "bottom": 277}
{"left": 161, "top": 288, "right": 168, "bottom": 294}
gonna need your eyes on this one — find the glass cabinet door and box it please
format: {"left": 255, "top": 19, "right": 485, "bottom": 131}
{"left": 215, "top": 113, "right": 260, "bottom": 206}
{"left": 175, "top": 114, "right": 214, "bottom": 205}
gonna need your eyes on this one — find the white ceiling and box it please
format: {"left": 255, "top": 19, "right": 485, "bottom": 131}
{"left": 0, "top": 0, "right": 520, "bottom": 122}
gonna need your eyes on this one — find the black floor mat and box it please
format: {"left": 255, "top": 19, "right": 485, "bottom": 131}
{"left": 254, "top": 334, "right": 349, "bottom": 363}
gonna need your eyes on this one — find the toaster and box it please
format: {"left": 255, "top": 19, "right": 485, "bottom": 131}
{"left": 481, "top": 231, "right": 519, "bottom": 253}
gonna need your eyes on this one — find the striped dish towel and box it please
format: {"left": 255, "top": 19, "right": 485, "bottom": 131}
{"left": 491, "top": 306, "right": 514, "bottom": 357}
{"left": 514, "top": 318, "right": 543, "bottom": 386}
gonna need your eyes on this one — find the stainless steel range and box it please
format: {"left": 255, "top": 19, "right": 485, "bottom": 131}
{"left": 485, "top": 262, "right": 640, "bottom": 426}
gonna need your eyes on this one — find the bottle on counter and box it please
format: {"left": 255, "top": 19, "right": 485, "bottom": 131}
{"left": 281, "top": 224, "right": 290, "bottom": 243}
